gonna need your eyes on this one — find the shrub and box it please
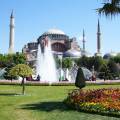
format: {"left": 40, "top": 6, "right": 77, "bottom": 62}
{"left": 75, "top": 67, "right": 86, "bottom": 89}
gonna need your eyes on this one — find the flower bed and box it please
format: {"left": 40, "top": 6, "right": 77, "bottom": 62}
{"left": 65, "top": 88, "right": 120, "bottom": 117}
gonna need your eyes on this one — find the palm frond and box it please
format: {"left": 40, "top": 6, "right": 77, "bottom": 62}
{"left": 111, "top": 0, "right": 120, "bottom": 5}
{"left": 97, "top": 2, "right": 120, "bottom": 17}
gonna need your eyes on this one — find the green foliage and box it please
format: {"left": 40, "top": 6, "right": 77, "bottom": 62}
{"left": 75, "top": 67, "right": 86, "bottom": 89}
{"left": 0, "top": 53, "right": 27, "bottom": 79}
{"left": 110, "top": 55, "right": 120, "bottom": 63}
{"left": 0, "top": 54, "right": 15, "bottom": 79}
{"left": 55, "top": 57, "right": 73, "bottom": 69}
{"left": 3, "top": 63, "right": 16, "bottom": 80}
{"left": 98, "top": 57, "right": 120, "bottom": 80}
{"left": 107, "top": 59, "right": 120, "bottom": 78}
{"left": 1, "top": 85, "right": 120, "bottom": 120}
{"left": 79, "top": 56, "right": 90, "bottom": 69}
{"left": 93, "top": 56, "right": 105, "bottom": 71}
{"left": 9, "top": 64, "right": 32, "bottom": 78}
{"left": 98, "top": 64, "right": 112, "bottom": 80}
{"left": 62, "top": 58, "right": 72, "bottom": 69}
{"left": 73, "top": 56, "right": 120, "bottom": 80}
{"left": 0, "top": 54, "right": 14, "bottom": 68}
{"left": 98, "top": 0, "right": 120, "bottom": 17}
{"left": 0, "top": 53, "right": 26, "bottom": 68}
{"left": 9, "top": 64, "right": 32, "bottom": 95}
{"left": 73, "top": 58, "right": 80, "bottom": 66}
{"left": 78, "top": 56, "right": 105, "bottom": 71}
{"left": 13, "top": 52, "right": 26, "bottom": 65}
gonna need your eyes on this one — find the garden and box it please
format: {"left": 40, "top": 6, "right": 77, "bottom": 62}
{"left": 1, "top": 53, "right": 120, "bottom": 120}
{"left": 64, "top": 67, "right": 120, "bottom": 118}
{"left": 65, "top": 88, "right": 120, "bottom": 117}
{"left": 0, "top": 84, "right": 120, "bottom": 120}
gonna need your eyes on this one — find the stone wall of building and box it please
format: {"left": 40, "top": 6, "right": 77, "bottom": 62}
{"left": 22, "top": 29, "right": 81, "bottom": 68}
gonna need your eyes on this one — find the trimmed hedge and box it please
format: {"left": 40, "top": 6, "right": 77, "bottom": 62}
{"left": 0, "top": 81, "right": 75, "bottom": 86}
{"left": 75, "top": 67, "right": 86, "bottom": 89}
{"left": 0, "top": 80, "right": 120, "bottom": 86}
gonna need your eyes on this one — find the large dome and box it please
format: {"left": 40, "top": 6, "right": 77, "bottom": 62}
{"left": 37, "top": 28, "right": 69, "bottom": 44}
{"left": 43, "top": 28, "right": 65, "bottom": 35}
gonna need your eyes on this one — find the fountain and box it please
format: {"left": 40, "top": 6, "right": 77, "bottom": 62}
{"left": 36, "top": 36, "right": 58, "bottom": 84}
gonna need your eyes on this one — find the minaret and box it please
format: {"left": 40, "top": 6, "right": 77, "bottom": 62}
{"left": 95, "top": 19, "right": 102, "bottom": 56}
{"left": 82, "top": 29, "right": 85, "bottom": 53}
{"left": 97, "top": 19, "right": 101, "bottom": 53}
{"left": 8, "top": 11, "right": 15, "bottom": 54}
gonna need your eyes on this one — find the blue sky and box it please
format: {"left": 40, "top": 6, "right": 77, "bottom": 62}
{"left": 0, "top": 0, "right": 120, "bottom": 55}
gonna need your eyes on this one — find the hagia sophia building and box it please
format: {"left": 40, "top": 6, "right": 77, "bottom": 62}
{"left": 22, "top": 28, "right": 87, "bottom": 67}
{"left": 8, "top": 11, "right": 108, "bottom": 68}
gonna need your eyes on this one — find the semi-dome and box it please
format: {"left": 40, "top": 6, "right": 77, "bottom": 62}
{"left": 63, "top": 49, "right": 81, "bottom": 58}
{"left": 103, "top": 51, "right": 117, "bottom": 59}
{"left": 43, "top": 28, "right": 65, "bottom": 35}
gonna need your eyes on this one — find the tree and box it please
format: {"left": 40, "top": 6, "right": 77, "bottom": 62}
{"left": 13, "top": 52, "right": 26, "bottom": 65}
{"left": 0, "top": 53, "right": 27, "bottom": 80}
{"left": 93, "top": 56, "right": 105, "bottom": 71}
{"left": 62, "top": 58, "right": 72, "bottom": 69}
{"left": 79, "top": 56, "right": 90, "bottom": 69}
{"left": 75, "top": 67, "right": 86, "bottom": 89}
{"left": 98, "top": 0, "right": 120, "bottom": 17}
{"left": 9, "top": 64, "right": 32, "bottom": 95}
{"left": 110, "top": 55, "right": 120, "bottom": 63}
{"left": 74, "top": 58, "right": 80, "bottom": 66}
{"left": 78, "top": 56, "right": 106, "bottom": 72}
{"left": 98, "top": 63, "right": 112, "bottom": 80}
{"left": 0, "top": 54, "right": 14, "bottom": 68}
{"left": 107, "top": 59, "right": 120, "bottom": 78}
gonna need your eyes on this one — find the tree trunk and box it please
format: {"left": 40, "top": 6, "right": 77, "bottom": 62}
{"left": 22, "top": 77, "right": 25, "bottom": 95}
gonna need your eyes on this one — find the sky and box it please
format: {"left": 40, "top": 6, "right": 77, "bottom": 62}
{"left": 0, "top": 0, "right": 120, "bottom": 55}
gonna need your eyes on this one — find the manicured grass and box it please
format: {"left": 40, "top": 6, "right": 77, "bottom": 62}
{"left": 0, "top": 84, "right": 120, "bottom": 120}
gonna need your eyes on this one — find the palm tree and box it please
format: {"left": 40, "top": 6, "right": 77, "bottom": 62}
{"left": 98, "top": 0, "right": 120, "bottom": 17}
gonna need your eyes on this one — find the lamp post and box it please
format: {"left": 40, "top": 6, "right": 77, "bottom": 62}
{"left": 92, "top": 65, "right": 96, "bottom": 81}
{"left": 92, "top": 65, "right": 95, "bottom": 75}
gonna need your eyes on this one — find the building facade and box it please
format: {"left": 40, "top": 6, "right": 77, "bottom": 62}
{"left": 22, "top": 28, "right": 81, "bottom": 67}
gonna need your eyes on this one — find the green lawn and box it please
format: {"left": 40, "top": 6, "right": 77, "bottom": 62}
{"left": 0, "top": 84, "right": 120, "bottom": 120}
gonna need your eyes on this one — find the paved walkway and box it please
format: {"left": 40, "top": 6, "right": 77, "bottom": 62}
{"left": 0, "top": 79, "right": 120, "bottom": 84}
{"left": 86, "top": 79, "right": 120, "bottom": 84}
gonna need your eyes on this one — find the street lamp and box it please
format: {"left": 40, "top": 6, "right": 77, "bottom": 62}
{"left": 92, "top": 65, "right": 96, "bottom": 81}
{"left": 92, "top": 65, "right": 95, "bottom": 75}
